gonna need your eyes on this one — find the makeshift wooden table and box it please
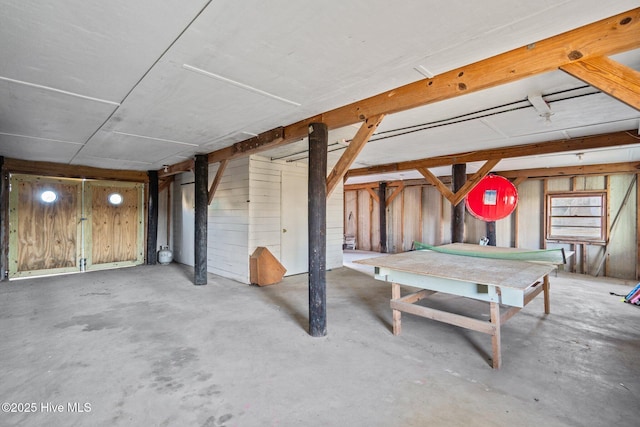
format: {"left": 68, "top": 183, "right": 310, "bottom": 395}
{"left": 355, "top": 248, "right": 557, "bottom": 369}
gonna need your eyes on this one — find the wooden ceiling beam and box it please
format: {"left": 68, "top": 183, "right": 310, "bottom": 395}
{"left": 176, "top": 8, "right": 639, "bottom": 170}
{"left": 4, "top": 158, "right": 148, "bottom": 182}
{"left": 345, "top": 162, "right": 640, "bottom": 190}
{"left": 208, "top": 127, "right": 284, "bottom": 164}
{"left": 560, "top": 56, "right": 640, "bottom": 111}
{"left": 497, "top": 161, "right": 640, "bottom": 179}
{"left": 159, "top": 158, "right": 194, "bottom": 178}
{"left": 346, "top": 130, "right": 640, "bottom": 178}
{"left": 326, "top": 114, "right": 384, "bottom": 198}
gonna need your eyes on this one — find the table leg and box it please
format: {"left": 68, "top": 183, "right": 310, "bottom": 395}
{"left": 543, "top": 274, "right": 550, "bottom": 314}
{"left": 391, "top": 282, "right": 401, "bottom": 335}
{"left": 490, "top": 301, "right": 501, "bottom": 369}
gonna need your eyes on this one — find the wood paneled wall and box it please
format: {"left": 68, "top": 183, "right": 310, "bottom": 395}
{"left": 344, "top": 172, "right": 639, "bottom": 280}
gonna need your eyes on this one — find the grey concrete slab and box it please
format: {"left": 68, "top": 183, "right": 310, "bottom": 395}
{"left": 0, "top": 262, "right": 638, "bottom": 427}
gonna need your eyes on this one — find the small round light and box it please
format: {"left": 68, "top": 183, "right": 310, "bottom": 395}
{"left": 108, "top": 193, "right": 123, "bottom": 205}
{"left": 41, "top": 190, "right": 57, "bottom": 203}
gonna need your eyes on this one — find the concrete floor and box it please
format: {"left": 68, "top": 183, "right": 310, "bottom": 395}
{"left": 0, "top": 255, "right": 638, "bottom": 427}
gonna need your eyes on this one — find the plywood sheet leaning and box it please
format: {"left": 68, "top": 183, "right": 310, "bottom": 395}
{"left": 250, "top": 247, "right": 286, "bottom": 286}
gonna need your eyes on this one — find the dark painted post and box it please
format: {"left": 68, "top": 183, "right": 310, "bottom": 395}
{"left": 451, "top": 164, "right": 466, "bottom": 243}
{"left": 0, "top": 157, "right": 7, "bottom": 281}
{"left": 308, "top": 123, "right": 327, "bottom": 337}
{"left": 379, "top": 182, "right": 387, "bottom": 253}
{"left": 194, "top": 155, "right": 208, "bottom": 286}
{"left": 147, "top": 170, "right": 159, "bottom": 265}
{"left": 486, "top": 221, "right": 496, "bottom": 246}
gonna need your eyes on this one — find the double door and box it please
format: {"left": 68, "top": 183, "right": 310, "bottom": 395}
{"left": 9, "top": 174, "right": 144, "bottom": 278}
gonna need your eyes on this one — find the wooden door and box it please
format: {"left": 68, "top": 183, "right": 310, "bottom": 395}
{"left": 281, "top": 172, "right": 308, "bottom": 275}
{"left": 85, "top": 181, "right": 144, "bottom": 270}
{"left": 9, "top": 175, "right": 82, "bottom": 278}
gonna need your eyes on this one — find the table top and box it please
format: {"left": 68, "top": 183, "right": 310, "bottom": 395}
{"left": 354, "top": 250, "right": 555, "bottom": 290}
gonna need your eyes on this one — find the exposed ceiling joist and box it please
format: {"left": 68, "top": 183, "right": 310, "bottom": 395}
{"left": 560, "top": 56, "right": 640, "bottom": 110}
{"left": 326, "top": 114, "right": 384, "bottom": 198}
{"left": 498, "top": 161, "right": 640, "bottom": 179}
{"left": 159, "top": 158, "right": 194, "bottom": 178}
{"left": 3, "top": 158, "right": 148, "bottom": 182}
{"left": 346, "top": 130, "right": 640, "bottom": 178}
{"left": 189, "top": 8, "right": 639, "bottom": 171}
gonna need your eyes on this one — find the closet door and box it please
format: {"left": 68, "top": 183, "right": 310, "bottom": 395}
{"left": 85, "top": 181, "right": 144, "bottom": 270}
{"left": 9, "top": 175, "right": 82, "bottom": 278}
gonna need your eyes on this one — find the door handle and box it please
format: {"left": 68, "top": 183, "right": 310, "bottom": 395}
{"left": 282, "top": 228, "right": 287, "bottom": 233}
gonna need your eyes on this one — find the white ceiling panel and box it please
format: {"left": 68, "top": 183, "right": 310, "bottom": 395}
{"left": 0, "top": 0, "right": 210, "bottom": 101}
{"left": 0, "top": 133, "right": 82, "bottom": 164}
{"left": 0, "top": 79, "right": 118, "bottom": 142}
{"left": 96, "top": 61, "right": 300, "bottom": 151}
{"left": 78, "top": 130, "right": 199, "bottom": 165}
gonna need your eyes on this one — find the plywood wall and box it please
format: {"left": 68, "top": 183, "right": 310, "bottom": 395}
{"left": 89, "top": 183, "right": 141, "bottom": 265}
{"left": 11, "top": 176, "right": 81, "bottom": 275}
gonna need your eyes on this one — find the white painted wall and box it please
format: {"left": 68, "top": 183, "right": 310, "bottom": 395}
{"left": 249, "top": 155, "right": 344, "bottom": 277}
{"left": 172, "top": 171, "right": 195, "bottom": 266}
{"left": 171, "top": 155, "right": 344, "bottom": 284}
{"left": 208, "top": 158, "right": 250, "bottom": 283}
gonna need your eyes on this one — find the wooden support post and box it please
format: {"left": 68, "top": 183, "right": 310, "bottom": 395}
{"left": 194, "top": 155, "right": 208, "bottom": 286}
{"left": 543, "top": 274, "right": 551, "bottom": 314}
{"left": 0, "top": 156, "right": 7, "bottom": 281}
{"left": 391, "top": 282, "right": 402, "bottom": 335}
{"left": 451, "top": 164, "right": 466, "bottom": 243}
{"left": 146, "top": 170, "right": 159, "bottom": 265}
{"left": 486, "top": 221, "right": 496, "bottom": 246}
{"left": 308, "top": 123, "right": 327, "bottom": 337}
{"left": 490, "top": 301, "right": 502, "bottom": 369}
{"left": 379, "top": 182, "right": 387, "bottom": 253}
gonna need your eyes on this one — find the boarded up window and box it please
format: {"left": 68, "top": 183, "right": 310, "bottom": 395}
{"left": 546, "top": 192, "right": 606, "bottom": 242}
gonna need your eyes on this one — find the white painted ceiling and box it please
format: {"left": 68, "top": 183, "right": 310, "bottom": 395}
{"left": 1, "top": 0, "right": 639, "bottom": 181}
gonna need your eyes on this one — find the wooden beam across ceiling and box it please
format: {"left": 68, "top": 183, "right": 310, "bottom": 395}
{"left": 5, "top": 158, "right": 148, "bottom": 182}
{"left": 497, "top": 161, "right": 640, "bottom": 179}
{"left": 560, "top": 56, "right": 640, "bottom": 111}
{"left": 346, "top": 130, "right": 640, "bottom": 178}
{"left": 158, "top": 8, "right": 640, "bottom": 177}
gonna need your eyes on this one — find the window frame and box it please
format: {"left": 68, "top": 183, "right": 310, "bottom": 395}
{"left": 545, "top": 191, "right": 607, "bottom": 243}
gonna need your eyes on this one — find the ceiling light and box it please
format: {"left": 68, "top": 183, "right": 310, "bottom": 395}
{"left": 527, "top": 93, "right": 553, "bottom": 123}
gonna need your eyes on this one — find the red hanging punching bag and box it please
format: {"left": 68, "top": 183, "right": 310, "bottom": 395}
{"left": 465, "top": 175, "right": 518, "bottom": 222}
